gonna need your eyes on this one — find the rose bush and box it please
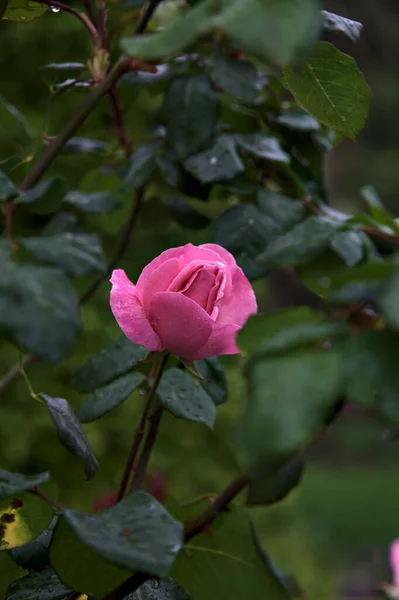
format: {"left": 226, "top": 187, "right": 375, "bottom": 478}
{"left": 110, "top": 242, "right": 257, "bottom": 360}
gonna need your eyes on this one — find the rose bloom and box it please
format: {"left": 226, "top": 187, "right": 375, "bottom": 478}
{"left": 110, "top": 243, "right": 257, "bottom": 360}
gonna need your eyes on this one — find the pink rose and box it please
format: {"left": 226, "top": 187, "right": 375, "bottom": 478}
{"left": 390, "top": 540, "right": 399, "bottom": 594}
{"left": 110, "top": 243, "right": 257, "bottom": 360}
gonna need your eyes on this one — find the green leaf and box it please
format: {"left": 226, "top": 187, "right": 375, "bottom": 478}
{"left": 64, "top": 190, "right": 121, "bottom": 214}
{"left": 322, "top": 10, "right": 362, "bottom": 43}
{"left": 133, "top": 578, "right": 190, "bottom": 600}
{"left": 184, "top": 137, "right": 244, "bottom": 183}
{"left": 0, "top": 170, "right": 19, "bottom": 200}
{"left": 276, "top": 109, "right": 320, "bottom": 132}
{"left": 0, "top": 470, "right": 50, "bottom": 502}
{"left": 9, "top": 517, "right": 58, "bottom": 571}
{"left": 5, "top": 566, "right": 71, "bottom": 600}
{"left": 238, "top": 307, "right": 345, "bottom": 357}
{"left": 50, "top": 516, "right": 131, "bottom": 597}
{"left": 210, "top": 57, "right": 265, "bottom": 102}
{"left": 379, "top": 273, "right": 399, "bottom": 329}
{"left": 247, "top": 457, "right": 304, "bottom": 506}
{"left": 257, "top": 216, "right": 337, "bottom": 269}
{"left": 75, "top": 372, "right": 145, "bottom": 423}
{"left": 124, "top": 141, "right": 161, "bottom": 191}
{"left": 195, "top": 356, "right": 228, "bottom": 406}
{"left": 168, "top": 197, "right": 211, "bottom": 230}
{"left": 0, "top": 553, "right": 26, "bottom": 599}
{"left": 257, "top": 190, "right": 305, "bottom": 231}
{"left": 63, "top": 137, "right": 107, "bottom": 153}
{"left": 157, "top": 368, "right": 216, "bottom": 428}
{"left": 20, "top": 233, "right": 105, "bottom": 277}
{"left": 0, "top": 0, "right": 7, "bottom": 19}
{"left": 40, "top": 394, "right": 99, "bottom": 480}
{"left": 235, "top": 347, "right": 343, "bottom": 471}
{"left": 325, "top": 262, "right": 395, "bottom": 303}
{"left": 40, "top": 62, "right": 86, "bottom": 72}
{"left": 234, "top": 133, "right": 289, "bottom": 163}
{"left": 172, "top": 502, "right": 291, "bottom": 600}
{"left": 72, "top": 336, "right": 147, "bottom": 393}
{"left": 42, "top": 213, "right": 79, "bottom": 236}
{"left": 16, "top": 178, "right": 68, "bottom": 215}
{"left": 360, "top": 185, "right": 399, "bottom": 234}
{"left": 283, "top": 42, "right": 371, "bottom": 139}
{"left": 161, "top": 75, "right": 219, "bottom": 160}
{"left": 0, "top": 255, "right": 81, "bottom": 361}
{"left": 330, "top": 230, "right": 364, "bottom": 266}
{"left": 343, "top": 330, "right": 399, "bottom": 424}
{"left": 60, "top": 492, "right": 183, "bottom": 576}
{"left": 2, "top": 0, "right": 47, "bottom": 22}
{"left": 0, "top": 95, "right": 32, "bottom": 140}
{"left": 214, "top": 204, "right": 280, "bottom": 280}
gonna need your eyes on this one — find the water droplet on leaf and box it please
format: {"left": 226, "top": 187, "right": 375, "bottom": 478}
{"left": 50, "top": 5, "right": 61, "bottom": 12}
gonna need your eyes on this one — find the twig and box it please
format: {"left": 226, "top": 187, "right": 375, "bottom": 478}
{"left": 29, "top": 487, "right": 64, "bottom": 512}
{"left": 0, "top": 189, "right": 144, "bottom": 395}
{"left": 135, "top": 0, "right": 163, "bottom": 34}
{"left": 98, "top": 474, "right": 250, "bottom": 600}
{"left": 35, "top": 0, "right": 100, "bottom": 45}
{"left": 130, "top": 406, "right": 163, "bottom": 493}
{"left": 109, "top": 85, "right": 131, "bottom": 153}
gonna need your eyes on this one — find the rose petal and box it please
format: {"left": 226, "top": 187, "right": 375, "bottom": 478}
{"left": 136, "top": 246, "right": 188, "bottom": 299}
{"left": 148, "top": 292, "right": 213, "bottom": 360}
{"left": 141, "top": 258, "right": 180, "bottom": 305}
{"left": 181, "top": 243, "right": 228, "bottom": 267}
{"left": 217, "top": 266, "right": 257, "bottom": 327}
{"left": 200, "top": 243, "right": 237, "bottom": 269}
{"left": 195, "top": 321, "right": 241, "bottom": 360}
{"left": 182, "top": 266, "right": 219, "bottom": 312}
{"left": 110, "top": 269, "right": 162, "bottom": 351}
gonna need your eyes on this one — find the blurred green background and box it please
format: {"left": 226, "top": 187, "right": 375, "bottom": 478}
{"left": 1, "top": 1, "right": 399, "bottom": 598}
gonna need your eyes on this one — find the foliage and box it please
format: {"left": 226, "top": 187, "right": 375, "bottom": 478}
{"left": 0, "top": 0, "right": 396, "bottom": 599}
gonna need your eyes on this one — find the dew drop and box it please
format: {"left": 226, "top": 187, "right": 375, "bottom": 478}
{"left": 50, "top": 5, "right": 61, "bottom": 11}
{"left": 209, "top": 157, "right": 217, "bottom": 165}
{"left": 248, "top": 218, "right": 254, "bottom": 225}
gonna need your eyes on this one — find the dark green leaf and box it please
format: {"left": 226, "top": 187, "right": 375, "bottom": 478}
{"left": 195, "top": 356, "right": 228, "bottom": 406}
{"left": 283, "top": 42, "right": 371, "bottom": 139}
{"left": 0, "top": 0, "right": 7, "bottom": 19}
{"left": 234, "top": 133, "right": 289, "bottom": 163}
{"left": 0, "top": 95, "right": 31, "bottom": 140}
{"left": 276, "top": 109, "right": 320, "bottom": 132}
{"left": 72, "top": 336, "right": 147, "bottom": 393}
{"left": 40, "top": 394, "right": 98, "bottom": 480}
{"left": 9, "top": 517, "right": 58, "bottom": 571}
{"left": 42, "top": 212, "right": 80, "bottom": 236}
{"left": 50, "top": 516, "right": 130, "bottom": 597}
{"left": 16, "top": 178, "right": 68, "bottom": 215}
{"left": 20, "top": 233, "right": 105, "bottom": 276}
{"left": 75, "top": 372, "right": 145, "bottom": 423}
{"left": 210, "top": 57, "right": 265, "bottom": 101}
{"left": 60, "top": 492, "right": 183, "bottom": 576}
{"left": 0, "top": 470, "right": 50, "bottom": 502}
{"left": 40, "top": 62, "right": 86, "bottom": 72}
{"left": 133, "top": 578, "right": 190, "bottom": 600}
{"left": 157, "top": 368, "right": 216, "bottom": 428}
{"left": 238, "top": 307, "right": 345, "bottom": 357}
{"left": 214, "top": 204, "right": 280, "bottom": 280}
{"left": 257, "top": 189, "right": 305, "bottom": 231}
{"left": 247, "top": 457, "right": 304, "bottom": 506}
{"left": 172, "top": 501, "right": 290, "bottom": 600}
{"left": 235, "top": 348, "right": 343, "bottom": 471}
{"left": 64, "top": 190, "right": 121, "bottom": 214}
{"left": 379, "top": 273, "right": 399, "bottom": 329}
{"left": 124, "top": 141, "right": 161, "bottom": 191}
{"left": 161, "top": 75, "right": 219, "bottom": 160}
{"left": 257, "top": 216, "right": 337, "bottom": 269}
{"left": 330, "top": 230, "right": 364, "bottom": 266}
{"left": 360, "top": 185, "right": 399, "bottom": 234}
{"left": 0, "top": 553, "right": 26, "bottom": 600}
{"left": 0, "top": 256, "right": 81, "bottom": 361}
{"left": 156, "top": 151, "right": 182, "bottom": 188}
{"left": 343, "top": 331, "right": 399, "bottom": 423}
{"left": 168, "top": 197, "right": 211, "bottom": 230}
{"left": 63, "top": 138, "right": 107, "bottom": 153}
{"left": 184, "top": 136, "right": 244, "bottom": 183}
{"left": 2, "top": 0, "right": 47, "bottom": 22}
{"left": 215, "top": 176, "right": 258, "bottom": 195}
{"left": 5, "top": 566, "right": 71, "bottom": 600}
{"left": 322, "top": 10, "right": 362, "bottom": 43}
{"left": 0, "top": 170, "right": 19, "bottom": 200}
{"left": 325, "top": 262, "right": 395, "bottom": 303}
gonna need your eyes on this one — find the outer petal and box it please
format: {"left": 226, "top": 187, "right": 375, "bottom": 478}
{"left": 391, "top": 540, "right": 399, "bottom": 591}
{"left": 148, "top": 292, "right": 213, "bottom": 360}
{"left": 194, "top": 322, "right": 241, "bottom": 360}
{"left": 200, "top": 243, "right": 237, "bottom": 269}
{"left": 140, "top": 258, "right": 180, "bottom": 306}
{"left": 135, "top": 246, "right": 188, "bottom": 299}
{"left": 181, "top": 243, "right": 228, "bottom": 267}
{"left": 110, "top": 269, "right": 163, "bottom": 351}
{"left": 217, "top": 266, "right": 257, "bottom": 327}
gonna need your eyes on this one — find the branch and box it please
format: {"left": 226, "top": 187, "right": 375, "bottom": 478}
{"left": 109, "top": 85, "right": 131, "bottom": 153}
{"left": 135, "top": 0, "right": 163, "bottom": 34}
{"left": 98, "top": 474, "right": 249, "bottom": 600}
{"left": 35, "top": 0, "right": 100, "bottom": 45}
{"left": 29, "top": 487, "right": 64, "bottom": 512}
{"left": 0, "top": 189, "right": 145, "bottom": 394}
{"left": 130, "top": 406, "right": 163, "bottom": 493}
